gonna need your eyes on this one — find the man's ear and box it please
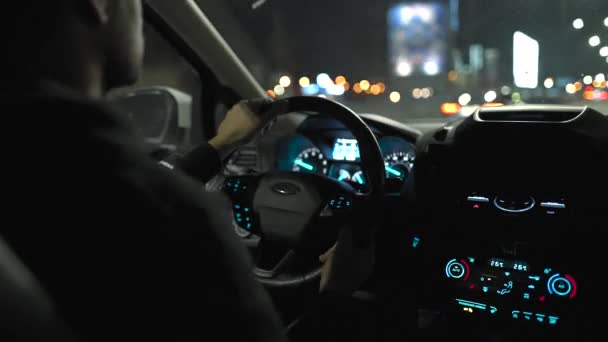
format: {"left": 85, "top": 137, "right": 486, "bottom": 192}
{"left": 88, "top": 0, "right": 111, "bottom": 24}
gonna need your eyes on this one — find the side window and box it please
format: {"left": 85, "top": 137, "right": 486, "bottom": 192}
{"left": 113, "top": 24, "right": 203, "bottom": 150}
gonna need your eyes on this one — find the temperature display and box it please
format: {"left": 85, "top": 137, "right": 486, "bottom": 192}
{"left": 489, "top": 258, "right": 529, "bottom": 272}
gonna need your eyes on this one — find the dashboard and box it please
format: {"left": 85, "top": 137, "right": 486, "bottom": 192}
{"left": 274, "top": 115, "right": 417, "bottom": 192}
{"left": 236, "top": 107, "right": 607, "bottom": 339}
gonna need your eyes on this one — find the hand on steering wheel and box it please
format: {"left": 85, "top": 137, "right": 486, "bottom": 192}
{"left": 222, "top": 96, "right": 385, "bottom": 288}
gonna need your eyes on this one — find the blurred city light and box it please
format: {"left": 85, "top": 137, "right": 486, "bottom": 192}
{"left": 318, "top": 94, "right": 327, "bottom": 98}
{"left": 574, "top": 81, "right": 583, "bottom": 91}
{"left": 390, "top": 91, "right": 401, "bottom": 103}
{"left": 482, "top": 102, "right": 505, "bottom": 107}
{"left": 544, "top": 77, "right": 554, "bottom": 89}
{"left": 484, "top": 90, "right": 497, "bottom": 102}
{"left": 266, "top": 89, "right": 276, "bottom": 98}
{"left": 399, "top": 5, "right": 433, "bottom": 24}
{"left": 360, "top": 80, "right": 371, "bottom": 91}
{"left": 327, "top": 84, "right": 345, "bottom": 96}
{"left": 597, "top": 73, "right": 606, "bottom": 82}
{"left": 512, "top": 92, "right": 522, "bottom": 103}
{"left": 589, "top": 35, "right": 601, "bottom": 47}
{"left": 565, "top": 83, "right": 576, "bottom": 94}
{"left": 316, "top": 73, "right": 333, "bottom": 88}
{"left": 513, "top": 31, "right": 539, "bottom": 88}
{"left": 448, "top": 70, "right": 459, "bottom": 81}
{"left": 301, "top": 84, "right": 320, "bottom": 96}
{"left": 378, "top": 83, "right": 386, "bottom": 93}
{"left": 299, "top": 77, "right": 310, "bottom": 87}
{"left": 423, "top": 61, "right": 440, "bottom": 76}
{"left": 441, "top": 102, "right": 461, "bottom": 116}
{"left": 335, "top": 76, "right": 347, "bottom": 85}
{"left": 371, "top": 84, "right": 381, "bottom": 95}
{"left": 572, "top": 18, "right": 584, "bottom": 29}
{"left": 396, "top": 61, "right": 413, "bottom": 77}
{"left": 583, "top": 75, "right": 593, "bottom": 85}
{"left": 458, "top": 93, "right": 472, "bottom": 106}
{"left": 412, "top": 88, "right": 422, "bottom": 99}
{"left": 605, "top": 17, "right": 608, "bottom": 27}
{"left": 279, "top": 76, "right": 291, "bottom": 88}
{"left": 500, "top": 85, "right": 512, "bottom": 95}
{"left": 600, "top": 47, "right": 608, "bottom": 57}
{"left": 353, "top": 83, "right": 362, "bottom": 94}
{"left": 421, "top": 87, "right": 432, "bottom": 98}
{"left": 274, "top": 85, "right": 285, "bottom": 96}
{"left": 593, "top": 80, "right": 601, "bottom": 88}
{"left": 343, "top": 82, "right": 350, "bottom": 91}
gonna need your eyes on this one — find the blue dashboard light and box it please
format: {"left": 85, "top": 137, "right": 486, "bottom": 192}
{"left": 385, "top": 166, "right": 402, "bottom": 177}
{"left": 528, "top": 284, "right": 535, "bottom": 289}
{"left": 332, "top": 138, "right": 360, "bottom": 161}
{"left": 547, "top": 274, "right": 573, "bottom": 297}
{"left": 548, "top": 316, "right": 559, "bottom": 325}
{"left": 529, "top": 275, "right": 541, "bottom": 281}
{"left": 505, "top": 271, "right": 511, "bottom": 276}
{"left": 544, "top": 268, "right": 552, "bottom": 275}
{"left": 523, "top": 293, "right": 530, "bottom": 300}
{"left": 482, "top": 286, "right": 488, "bottom": 293}
{"left": 468, "top": 257, "right": 475, "bottom": 263}
{"left": 412, "top": 236, "right": 421, "bottom": 248}
{"left": 294, "top": 159, "right": 314, "bottom": 171}
{"left": 455, "top": 298, "right": 487, "bottom": 310}
{"left": 353, "top": 173, "right": 365, "bottom": 184}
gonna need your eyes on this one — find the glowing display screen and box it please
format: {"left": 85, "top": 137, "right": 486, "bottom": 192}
{"left": 489, "top": 258, "right": 529, "bottom": 272}
{"left": 332, "top": 138, "right": 360, "bottom": 161}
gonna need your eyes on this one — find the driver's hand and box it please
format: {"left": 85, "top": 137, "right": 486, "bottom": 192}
{"left": 209, "top": 98, "right": 273, "bottom": 159}
{"left": 319, "top": 226, "right": 375, "bottom": 295}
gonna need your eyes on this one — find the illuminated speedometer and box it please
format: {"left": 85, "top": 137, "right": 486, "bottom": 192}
{"left": 384, "top": 152, "right": 414, "bottom": 179}
{"left": 292, "top": 148, "right": 328, "bottom": 175}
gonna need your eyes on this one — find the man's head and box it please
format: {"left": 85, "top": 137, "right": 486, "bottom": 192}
{"left": 3, "top": 0, "right": 144, "bottom": 96}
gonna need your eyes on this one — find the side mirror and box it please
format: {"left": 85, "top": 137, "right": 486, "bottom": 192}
{"left": 107, "top": 87, "right": 192, "bottom": 148}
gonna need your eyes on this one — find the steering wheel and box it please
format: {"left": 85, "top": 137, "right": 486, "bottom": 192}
{"left": 223, "top": 96, "right": 385, "bottom": 287}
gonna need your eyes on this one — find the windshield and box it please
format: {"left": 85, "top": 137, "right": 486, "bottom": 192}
{"left": 199, "top": 0, "right": 608, "bottom": 122}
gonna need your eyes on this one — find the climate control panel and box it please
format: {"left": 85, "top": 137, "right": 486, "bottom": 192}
{"left": 444, "top": 257, "right": 578, "bottom": 327}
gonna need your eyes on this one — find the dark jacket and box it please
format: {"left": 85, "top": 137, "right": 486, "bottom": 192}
{"left": 1, "top": 89, "right": 287, "bottom": 342}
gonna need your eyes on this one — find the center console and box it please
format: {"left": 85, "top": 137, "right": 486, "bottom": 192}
{"left": 444, "top": 255, "right": 578, "bottom": 327}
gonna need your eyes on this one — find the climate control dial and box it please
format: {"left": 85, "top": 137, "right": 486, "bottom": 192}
{"left": 445, "top": 259, "right": 470, "bottom": 280}
{"left": 547, "top": 274, "right": 577, "bottom": 299}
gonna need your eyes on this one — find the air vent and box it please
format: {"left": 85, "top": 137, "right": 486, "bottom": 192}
{"left": 228, "top": 145, "right": 258, "bottom": 169}
{"left": 478, "top": 108, "right": 583, "bottom": 122}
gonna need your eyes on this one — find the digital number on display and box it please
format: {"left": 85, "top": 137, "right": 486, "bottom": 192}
{"left": 489, "top": 258, "right": 529, "bottom": 272}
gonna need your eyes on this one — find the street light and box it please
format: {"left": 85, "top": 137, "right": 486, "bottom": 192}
{"left": 583, "top": 75, "right": 593, "bottom": 85}
{"left": 458, "top": 93, "right": 472, "bottom": 106}
{"left": 484, "top": 90, "right": 497, "bottom": 102}
{"left": 589, "top": 35, "right": 601, "bottom": 47}
{"left": 572, "top": 18, "right": 584, "bottom": 29}
{"left": 600, "top": 46, "right": 608, "bottom": 57}
{"left": 544, "top": 77, "right": 554, "bottom": 89}
{"left": 605, "top": 17, "right": 608, "bottom": 27}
